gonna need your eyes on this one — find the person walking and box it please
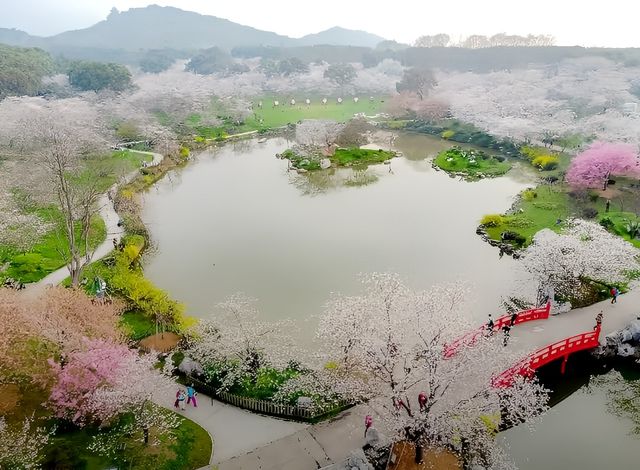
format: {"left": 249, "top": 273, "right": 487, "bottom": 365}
{"left": 502, "top": 324, "right": 511, "bottom": 346}
{"left": 418, "top": 392, "right": 427, "bottom": 412}
{"left": 174, "top": 389, "right": 181, "bottom": 409}
{"left": 486, "top": 315, "right": 495, "bottom": 335}
{"left": 177, "top": 389, "right": 186, "bottom": 411}
{"left": 610, "top": 287, "right": 619, "bottom": 304}
{"left": 364, "top": 415, "right": 373, "bottom": 438}
{"left": 186, "top": 384, "right": 198, "bottom": 408}
{"left": 510, "top": 312, "right": 518, "bottom": 327}
{"left": 594, "top": 311, "right": 603, "bottom": 330}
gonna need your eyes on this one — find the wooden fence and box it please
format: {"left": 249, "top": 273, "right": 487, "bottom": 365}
{"left": 186, "top": 374, "right": 353, "bottom": 422}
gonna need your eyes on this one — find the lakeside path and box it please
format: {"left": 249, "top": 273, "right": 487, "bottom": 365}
{"left": 154, "top": 390, "right": 307, "bottom": 466}
{"left": 215, "top": 288, "right": 640, "bottom": 470}
{"left": 27, "top": 150, "right": 164, "bottom": 293}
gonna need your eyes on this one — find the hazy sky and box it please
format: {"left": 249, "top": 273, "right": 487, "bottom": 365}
{"left": 2, "top": 0, "right": 640, "bottom": 47}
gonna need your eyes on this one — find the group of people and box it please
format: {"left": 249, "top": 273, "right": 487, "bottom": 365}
{"left": 174, "top": 384, "right": 198, "bottom": 411}
{"left": 486, "top": 312, "right": 519, "bottom": 346}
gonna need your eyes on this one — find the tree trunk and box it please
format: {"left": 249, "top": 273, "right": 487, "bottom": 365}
{"left": 414, "top": 443, "right": 424, "bottom": 464}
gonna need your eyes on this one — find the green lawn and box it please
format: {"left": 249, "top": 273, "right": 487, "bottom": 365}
{"left": 187, "top": 95, "right": 387, "bottom": 138}
{"left": 483, "top": 185, "right": 570, "bottom": 246}
{"left": 434, "top": 147, "right": 511, "bottom": 180}
{"left": 482, "top": 182, "right": 640, "bottom": 248}
{"left": 120, "top": 310, "right": 158, "bottom": 341}
{"left": 246, "top": 96, "right": 386, "bottom": 129}
{"left": 331, "top": 148, "right": 395, "bottom": 166}
{"left": 0, "top": 208, "right": 106, "bottom": 283}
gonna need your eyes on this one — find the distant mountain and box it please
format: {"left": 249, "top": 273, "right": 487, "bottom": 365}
{"left": 0, "top": 28, "right": 43, "bottom": 47}
{"left": 47, "top": 5, "right": 295, "bottom": 51}
{"left": 0, "top": 6, "right": 387, "bottom": 54}
{"left": 298, "top": 27, "right": 386, "bottom": 48}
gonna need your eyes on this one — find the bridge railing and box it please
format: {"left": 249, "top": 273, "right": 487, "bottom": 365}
{"left": 444, "top": 302, "right": 551, "bottom": 358}
{"left": 492, "top": 325, "right": 601, "bottom": 388}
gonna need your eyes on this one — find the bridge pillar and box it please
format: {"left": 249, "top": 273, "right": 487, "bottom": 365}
{"left": 560, "top": 354, "right": 569, "bottom": 374}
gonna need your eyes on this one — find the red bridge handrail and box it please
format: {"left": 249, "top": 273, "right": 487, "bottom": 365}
{"left": 444, "top": 302, "right": 551, "bottom": 358}
{"left": 492, "top": 325, "right": 602, "bottom": 387}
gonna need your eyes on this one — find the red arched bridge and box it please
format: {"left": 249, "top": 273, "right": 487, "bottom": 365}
{"left": 491, "top": 325, "right": 601, "bottom": 387}
{"left": 443, "top": 301, "right": 605, "bottom": 388}
{"left": 444, "top": 302, "right": 552, "bottom": 358}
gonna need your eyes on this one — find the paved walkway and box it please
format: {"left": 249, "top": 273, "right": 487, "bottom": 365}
{"left": 154, "top": 390, "right": 306, "bottom": 466}
{"left": 217, "top": 405, "right": 367, "bottom": 470}
{"left": 27, "top": 151, "right": 163, "bottom": 293}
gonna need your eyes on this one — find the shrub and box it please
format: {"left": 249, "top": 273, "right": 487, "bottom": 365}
{"left": 494, "top": 155, "right": 506, "bottom": 162}
{"left": 501, "top": 231, "right": 526, "bottom": 246}
{"left": 441, "top": 130, "right": 455, "bottom": 140}
{"left": 532, "top": 155, "right": 559, "bottom": 170}
{"left": 480, "top": 214, "right": 504, "bottom": 227}
{"left": 600, "top": 217, "right": 615, "bottom": 230}
{"left": 522, "top": 189, "right": 538, "bottom": 201}
{"left": 179, "top": 146, "right": 190, "bottom": 159}
{"left": 582, "top": 207, "right": 598, "bottom": 219}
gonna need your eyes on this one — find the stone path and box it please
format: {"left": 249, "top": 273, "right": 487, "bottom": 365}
{"left": 27, "top": 151, "right": 163, "bottom": 293}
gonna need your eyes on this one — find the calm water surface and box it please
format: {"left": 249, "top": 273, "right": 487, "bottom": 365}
{"left": 142, "top": 134, "right": 530, "bottom": 327}
{"left": 141, "top": 133, "right": 640, "bottom": 465}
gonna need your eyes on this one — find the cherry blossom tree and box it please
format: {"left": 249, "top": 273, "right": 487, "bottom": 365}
{"left": 0, "top": 416, "right": 53, "bottom": 470}
{"left": 184, "top": 294, "right": 298, "bottom": 391}
{"left": 566, "top": 141, "right": 640, "bottom": 189}
{"left": 295, "top": 119, "right": 344, "bottom": 151}
{"left": 0, "top": 287, "right": 123, "bottom": 385}
{"left": 316, "top": 273, "right": 548, "bottom": 467}
{"left": 519, "top": 219, "right": 640, "bottom": 304}
{"left": 48, "top": 339, "right": 174, "bottom": 431}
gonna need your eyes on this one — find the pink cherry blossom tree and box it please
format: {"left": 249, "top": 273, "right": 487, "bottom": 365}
{"left": 315, "top": 273, "right": 548, "bottom": 467}
{"left": 48, "top": 339, "right": 174, "bottom": 433}
{"left": 566, "top": 141, "right": 640, "bottom": 189}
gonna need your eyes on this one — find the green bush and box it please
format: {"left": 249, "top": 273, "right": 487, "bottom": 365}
{"left": 600, "top": 217, "right": 615, "bottom": 230}
{"left": 522, "top": 189, "right": 538, "bottom": 201}
{"left": 480, "top": 214, "right": 504, "bottom": 227}
{"left": 532, "top": 155, "right": 559, "bottom": 170}
{"left": 441, "top": 130, "right": 455, "bottom": 140}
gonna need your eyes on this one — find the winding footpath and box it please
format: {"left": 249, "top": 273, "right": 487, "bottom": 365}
{"left": 27, "top": 150, "right": 163, "bottom": 293}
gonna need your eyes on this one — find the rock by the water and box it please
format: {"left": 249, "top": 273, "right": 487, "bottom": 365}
{"left": 296, "top": 168, "right": 308, "bottom": 174}
{"left": 320, "top": 158, "right": 331, "bottom": 169}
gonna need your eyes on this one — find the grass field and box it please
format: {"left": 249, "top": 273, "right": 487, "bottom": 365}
{"left": 482, "top": 182, "right": 640, "bottom": 248}
{"left": 187, "top": 95, "right": 388, "bottom": 138}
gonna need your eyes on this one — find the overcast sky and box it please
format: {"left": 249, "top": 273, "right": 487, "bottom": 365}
{"left": 2, "top": 0, "right": 639, "bottom": 47}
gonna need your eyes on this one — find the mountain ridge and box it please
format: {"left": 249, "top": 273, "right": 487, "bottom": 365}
{"left": 0, "top": 5, "right": 387, "bottom": 52}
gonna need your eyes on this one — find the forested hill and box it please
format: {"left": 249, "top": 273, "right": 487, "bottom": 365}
{"left": 297, "top": 27, "right": 386, "bottom": 48}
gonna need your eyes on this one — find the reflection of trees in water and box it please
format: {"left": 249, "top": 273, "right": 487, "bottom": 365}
{"left": 289, "top": 168, "right": 338, "bottom": 196}
{"left": 289, "top": 167, "right": 383, "bottom": 195}
{"left": 591, "top": 365, "right": 640, "bottom": 433}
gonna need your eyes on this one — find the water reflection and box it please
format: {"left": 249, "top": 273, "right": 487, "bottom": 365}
{"left": 142, "top": 134, "right": 530, "bottom": 333}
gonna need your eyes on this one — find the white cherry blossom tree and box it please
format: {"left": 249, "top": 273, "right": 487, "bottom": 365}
{"left": 316, "top": 273, "right": 548, "bottom": 468}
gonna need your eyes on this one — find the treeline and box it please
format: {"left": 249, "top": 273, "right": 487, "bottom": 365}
{"left": 0, "top": 44, "right": 54, "bottom": 98}
{"left": 0, "top": 43, "right": 133, "bottom": 98}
